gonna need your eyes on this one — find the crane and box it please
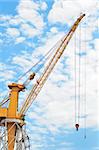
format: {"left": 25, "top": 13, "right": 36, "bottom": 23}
{"left": 0, "top": 14, "right": 85, "bottom": 150}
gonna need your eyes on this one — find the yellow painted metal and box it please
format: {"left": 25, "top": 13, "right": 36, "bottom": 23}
{"left": 0, "top": 108, "right": 7, "bottom": 117}
{"left": 6, "top": 83, "right": 25, "bottom": 150}
{"left": 0, "top": 108, "right": 7, "bottom": 126}
{"left": 7, "top": 83, "right": 25, "bottom": 118}
{"left": 7, "top": 122, "right": 16, "bottom": 150}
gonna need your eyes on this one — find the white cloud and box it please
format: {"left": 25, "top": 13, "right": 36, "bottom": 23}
{"left": 9, "top": 16, "right": 22, "bottom": 26}
{"left": 12, "top": 55, "right": 33, "bottom": 71}
{"left": 0, "top": 0, "right": 46, "bottom": 41}
{"left": 41, "top": 2, "right": 48, "bottom": 11}
{"left": 48, "top": 1, "right": 80, "bottom": 24}
{"left": 21, "top": 23, "right": 40, "bottom": 37}
{"left": 6, "top": 27, "right": 20, "bottom": 37}
{"left": 0, "top": 63, "right": 15, "bottom": 83}
{"left": 0, "top": 70, "right": 15, "bottom": 80}
{"left": 33, "top": 31, "right": 65, "bottom": 56}
{"left": 15, "top": 36, "right": 25, "bottom": 44}
{"left": 73, "top": 0, "right": 98, "bottom": 13}
{"left": 50, "top": 27, "right": 58, "bottom": 33}
{"left": 17, "top": 0, "right": 45, "bottom": 30}
{"left": 94, "top": 39, "right": 99, "bottom": 50}
{"left": 0, "top": 15, "right": 11, "bottom": 21}
{"left": 48, "top": 0, "right": 98, "bottom": 24}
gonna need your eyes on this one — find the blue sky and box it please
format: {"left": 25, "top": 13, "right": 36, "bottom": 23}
{"left": 0, "top": 0, "right": 99, "bottom": 150}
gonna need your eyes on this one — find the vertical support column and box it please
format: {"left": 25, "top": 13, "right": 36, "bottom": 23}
{"left": 7, "top": 83, "right": 25, "bottom": 150}
{"left": 8, "top": 84, "right": 20, "bottom": 118}
{"left": 7, "top": 123, "right": 16, "bottom": 150}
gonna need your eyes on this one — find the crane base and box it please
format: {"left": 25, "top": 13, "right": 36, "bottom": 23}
{"left": 0, "top": 119, "right": 30, "bottom": 150}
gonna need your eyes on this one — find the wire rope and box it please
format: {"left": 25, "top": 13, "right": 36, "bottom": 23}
{"left": 0, "top": 95, "right": 9, "bottom": 106}
{"left": 74, "top": 31, "right": 77, "bottom": 124}
{"left": 16, "top": 35, "right": 66, "bottom": 82}
{"left": 23, "top": 45, "right": 56, "bottom": 86}
{"left": 78, "top": 23, "right": 81, "bottom": 124}
{"left": 84, "top": 17, "right": 87, "bottom": 139}
{"left": 16, "top": 49, "right": 53, "bottom": 82}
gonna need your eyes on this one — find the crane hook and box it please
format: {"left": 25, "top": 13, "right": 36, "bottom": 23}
{"left": 75, "top": 124, "right": 79, "bottom": 131}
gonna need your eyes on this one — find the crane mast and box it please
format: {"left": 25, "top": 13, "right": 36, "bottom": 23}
{"left": 0, "top": 14, "right": 85, "bottom": 150}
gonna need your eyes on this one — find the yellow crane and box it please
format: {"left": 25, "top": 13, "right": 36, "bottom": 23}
{"left": 0, "top": 14, "right": 85, "bottom": 150}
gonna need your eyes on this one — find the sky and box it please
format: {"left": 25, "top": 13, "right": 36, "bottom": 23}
{"left": 0, "top": 0, "right": 99, "bottom": 150}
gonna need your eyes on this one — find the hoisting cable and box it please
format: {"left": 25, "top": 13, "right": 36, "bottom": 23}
{"left": 75, "top": 20, "right": 82, "bottom": 131}
{"left": 84, "top": 17, "right": 87, "bottom": 139}
{"left": 0, "top": 94, "right": 9, "bottom": 107}
{"left": 23, "top": 47, "right": 57, "bottom": 86}
{"left": 15, "top": 35, "right": 66, "bottom": 83}
{"left": 15, "top": 48, "right": 54, "bottom": 82}
{"left": 74, "top": 31, "right": 77, "bottom": 128}
{"left": 78, "top": 22, "right": 81, "bottom": 125}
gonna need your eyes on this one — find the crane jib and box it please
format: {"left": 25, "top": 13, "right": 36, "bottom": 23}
{"left": 20, "top": 14, "right": 85, "bottom": 115}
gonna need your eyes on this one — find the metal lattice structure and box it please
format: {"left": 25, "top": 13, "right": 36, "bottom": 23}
{"left": 0, "top": 119, "right": 30, "bottom": 150}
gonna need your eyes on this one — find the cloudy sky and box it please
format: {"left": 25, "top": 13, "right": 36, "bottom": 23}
{"left": 0, "top": 0, "right": 99, "bottom": 149}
